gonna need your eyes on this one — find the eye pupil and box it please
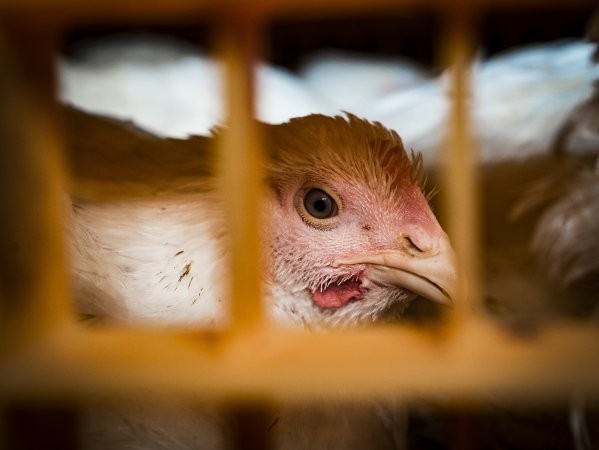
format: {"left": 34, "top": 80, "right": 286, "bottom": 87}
{"left": 303, "top": 188, "right": 338, "bottom": 219}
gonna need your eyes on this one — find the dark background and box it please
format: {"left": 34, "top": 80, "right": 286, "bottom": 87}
{"left": 63, "top": 4, "right": 596, "bottom": 72}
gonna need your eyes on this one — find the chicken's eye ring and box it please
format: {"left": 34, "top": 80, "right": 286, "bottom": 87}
{"left": 295, "top": 186, "right": 341, "bottom": 230}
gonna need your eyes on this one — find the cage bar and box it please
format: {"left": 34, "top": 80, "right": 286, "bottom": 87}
{"left": 216, "top": 12, "right": 265, "bottom": 331}
{"left": 1, "top": 322, "right": 599, "bottom": 405}
{"left": 0, "top": 0, "right": 594, "bottom": 22}
{"left": 440, "top": 6, "right": 482, "bottom": 322}
{"left": 0, "top": 29, "right": 72, "bottom": 341}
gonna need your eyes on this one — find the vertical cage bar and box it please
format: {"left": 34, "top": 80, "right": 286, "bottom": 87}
{"left": 440, "top": 6, "right": 481, "bottom": 322}
{"left": 216, "top": 13, "right": 265, "bottom": 331}
{"left": 0, "top": 24, "right": 72, "bottom": 340}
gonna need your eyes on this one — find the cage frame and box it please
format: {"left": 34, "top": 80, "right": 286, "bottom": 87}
{"left": 0, "top": 1, "right": 599, "bottom": 447}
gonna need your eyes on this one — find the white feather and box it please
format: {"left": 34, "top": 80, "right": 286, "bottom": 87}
{"left": 71, "top": 194, "right": 228, "bottom": 327}
{"left": 59, "top": 34, "right": 334, "bottom": 138}
{"left": 60, "top": 36, "right": 599, "bottom": 168}
{"left": 474, "top": 40, "right": 599, "bottom": 163}
{"left": 299, "top": 50, "right": 428, "bottom": 112}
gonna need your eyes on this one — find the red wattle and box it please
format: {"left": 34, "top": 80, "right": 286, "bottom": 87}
{"left": 311, "top": 280, "right": 364, "bottom": 309}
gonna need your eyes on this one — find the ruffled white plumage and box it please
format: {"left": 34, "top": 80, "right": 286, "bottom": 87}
{"left": 60, "top": 35, "right": 599, "bottom": 167}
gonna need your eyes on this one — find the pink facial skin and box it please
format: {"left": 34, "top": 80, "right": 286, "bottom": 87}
{"left": 264, "top": 169, "right": 446, "bottom": 311}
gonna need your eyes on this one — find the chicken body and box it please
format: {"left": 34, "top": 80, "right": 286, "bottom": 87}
{"left": 72, "top": 191, "right": 228, "bottom": 326}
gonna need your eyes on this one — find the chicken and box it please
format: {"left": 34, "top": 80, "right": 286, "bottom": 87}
{"left": 476, "top": 20, "right": 599, "bottom": 450}
{"left": 510, "top": 9, "right": 599, "bottom": 319}
{"left": 60, "top": 34, "right": 335, "bottom": 138}
{"left": 67, "top": 105, "right": 455, "bottom": 329}
{"left": 524, "top": 157, "right": 599, "bottom": 295}
{"left": 66, "top": 105, "right": 455, "bottom": 449}
{"left": 60, "top": 35, "right": 599, "bottom": 171}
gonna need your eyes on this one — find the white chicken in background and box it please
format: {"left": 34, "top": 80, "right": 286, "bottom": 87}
{"left": 60, "top": 35, "right": 599, "bottom": 166}
{"left": 517, "top": 60, "right": 599, "bottom": 316}
{"left": 60, "top": 34, "right": 335, "bottom": 138}
{"left": 300, "top": 40, "right": 599, "bottom": 164}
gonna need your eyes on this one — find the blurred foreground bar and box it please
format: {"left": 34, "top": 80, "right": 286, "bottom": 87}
{"left": 216, "top": 12, "right": 266, "bottom": 331}
{"left": 0, "top": 20, "right": 71, "bottom": 342}
{"left": 0, "top": 322, "right": 598, "bottom": 405}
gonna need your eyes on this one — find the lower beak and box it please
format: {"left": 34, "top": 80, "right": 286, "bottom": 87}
{"left": 333, "top": 234, "right": 457, "bottom": 306}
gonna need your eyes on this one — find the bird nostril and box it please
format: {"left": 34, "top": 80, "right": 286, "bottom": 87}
{"left": 405, "top": 236, "right": 424, "bottom": 253}
{"left": 400, "top": 234, "right": 433, "bottom": 256}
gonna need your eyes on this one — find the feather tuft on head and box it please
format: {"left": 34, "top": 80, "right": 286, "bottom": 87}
{"left": 264, "top": 113, "right": 427, "bottom": 201}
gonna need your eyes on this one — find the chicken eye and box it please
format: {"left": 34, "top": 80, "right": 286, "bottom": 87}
{"left": 303, "top": 188, "right": 338, "bottom": 219}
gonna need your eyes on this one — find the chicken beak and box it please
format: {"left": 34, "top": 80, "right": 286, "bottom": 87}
{"left": 333, "top": 233, "right": 457, "bottom": 306}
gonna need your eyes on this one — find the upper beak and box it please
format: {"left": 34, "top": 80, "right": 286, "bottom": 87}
{"left": 333, "top": 233, "right": 457, "bottom": 306}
